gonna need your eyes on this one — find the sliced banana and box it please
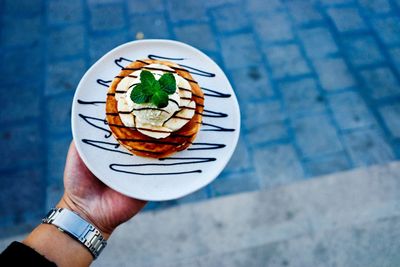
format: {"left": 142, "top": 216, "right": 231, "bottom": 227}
{"left": 117, "top": 96, "right": 135, "bottom": 127}
{"left": 115, "top": 71, "right": 140, "bottom": 101}
{"left": 136, "top": 121, "right": 172, "bottom": 139}
{"left": 174, "top": 74, "right": 192, "bottom": 107}
{"left": 164, "top": 100, "right": 196, "bottom": 131}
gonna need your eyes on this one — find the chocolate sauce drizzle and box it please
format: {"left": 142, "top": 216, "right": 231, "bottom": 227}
{"left": 97, "top": 79, "right": 112, "bottom": 88}
{"left": 148, "top": 55, "right": 216, "bottom": 78}
{"left": 114, "top": 56, "right": 216, "bottom": 78}
{"left": 202, "top": 87, "right": 231, "bottom": 98}
{"left": 110, "top": 165, "right": 202, "bottom": 176}
{"left": 78, "top": 54, "right": 236, "bottom": 176}
{"left": 77, "top": 99, "right": 106, "bottom": 105}
{"left": 82, "top": 139, "right": 132, "bottom": 156}
{"left": 201, "top": 122, "right": 235, "bottom": 132}
{"left": 78, "top": 114, "right": 112, "bottom": 138}
{"left": 201, "top": 109, "right": 228, "bottom": 118}
{"left": 109, "top": 157, "right": 216, "bottom": 176}
{"left": 188, "top": 143, "right": 226, "bottom": 150}
{"left": 115, "top": 57, "right": 133, "bottom": 68}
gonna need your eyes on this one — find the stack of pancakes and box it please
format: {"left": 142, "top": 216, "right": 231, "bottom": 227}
{"left": 106, "top": 59, "right": 204, "bottom": 158}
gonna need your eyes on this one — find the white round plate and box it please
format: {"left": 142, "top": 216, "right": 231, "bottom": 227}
{"left": 72, "top": 39, "right": 240, "bottom": 201}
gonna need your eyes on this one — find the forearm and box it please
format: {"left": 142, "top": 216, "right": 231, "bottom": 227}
{"left": 23, "top": 223, "right": 93, "bottom": 267}
{"left": 22, "top": 198, "right": 106, "bottom": 267}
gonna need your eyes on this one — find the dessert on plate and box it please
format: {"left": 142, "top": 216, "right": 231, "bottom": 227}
{"left": 105, "top": 59, "right": 204, "bottom": 158}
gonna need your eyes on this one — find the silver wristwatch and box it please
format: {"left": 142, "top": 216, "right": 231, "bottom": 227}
{"left": 42, "top": 208, "right": 107, "bottom": 259}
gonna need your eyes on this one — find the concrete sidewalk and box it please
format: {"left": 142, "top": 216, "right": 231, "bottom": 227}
{"left": 2, "top": 161, "right": 400, "bottom": 266}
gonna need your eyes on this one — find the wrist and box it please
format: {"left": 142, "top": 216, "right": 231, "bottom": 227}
{"left": 57, "top": 196, "right": 112, "bottom": 240}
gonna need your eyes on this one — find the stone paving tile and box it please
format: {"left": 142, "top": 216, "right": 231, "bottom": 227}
{"left": 341, "top": 34, "right": 385, "bottom": 67}
{"left": 166, "top": 0, "right": 208, "bottom": 23}
{"left": 127, "top": 0, "right": 165, "bottom": 14}
{"left": 0, "top": 83, "right": 41, "bottom": 123}
{"left": 0, "top": 46, "right": 44, "bottom": 84}
{"left": 242, "top": 100, "right": 289, "bottom": 145}
{"left": 210, "top": 4, "right": 250, "bottom": 34}
{"left": 319, "top": 0, "right": 355, "bottom": 5}
{"left": 129, "top": 14, "right": 171, "bottom": 39}
{"left": 242, "top": 101, "right": 286, "bottom": 129}
{"left": 0, "top": 167, "right": 45, "bottom": 224}
{"left": 45, "top": 58, "right": 87, "bottom": 96}
{"left": 379, "top": 103, "right": 400, "bottom": 139}
{"left": 359, "top": 67, "right": 400, "bottom": 99}
{"left": 46, "top": 184, "right": 64, "bottom": 211}
{"left": 229, "top": 65, "right": 275, "bottom": 101}
{"left": 222, "top": 136, "right": 252, "bottom": 174}
{"left": 47, "top": 137, "right": 71, "bottom": 186}
{"left": 47, "top": 0, "right": 83, "bottom": 26}
{"left": 371, "top": 16, "right": 400, "bottom": 47}
{"left": 48, "top": 25, "right": 86, "bottom": 59}
{"left": 328, "top": 91, "right": 376, "bottom": 130}
{"left": 292, "top": 114, "right": 343, "bottom": 158}
{"left": 298, "top": 27, "right": 339, "bottom": 59}
{"left": 304, "top": 152, "right": 352, "bottom": 176}
{"left": 204, "top": 0, "right": 241, "bottom": 8}
{"left": 174, "top": 23, "right": 217, "bottom": 53}
{"left": 89, "top": 4, "right": 126, "bottom": 32}
{"left": 176, "top": 187, "right": 210, "bottom": 206}
{"left": 88, "top": 32, "right": 128, "bottom": 64}
{"left": 389, "top": 47, "right": 400, "bottom": 74}
{"left": 253, "top": 12, "right": 294, "bottom": 44}
{"left": 263, "top": 44, "right": 311, "bottom": 79}
{"left": 210, "top": 171, "right": 259, "bottom": 197}
{"left": 45, "top": 94, "right": 74, "bottom": 136}
{"left": 254, "top": 144, "right": 305, "bottom": 188}
{"left": 358, "top": 0, "right": 392, "bottom": 15}
{"left": 0, "top": 123, "right": 43, "bottom": 171}
{"left": 220, "top": 33, "right": 262, "bottom": 70}
{"left": 245, "top": 0, "right": 284, "bottom": 15}
{"left": 1, "top": 16, "right": 42, "bottom": 47}
{"left": 2, "top": 0, "right": 42, "bottom": 17}
{"left": 278, "top": 78, "right": 325, "bottom": 115}
{"left": 246, "top": 120, "right": 289, "bottom": 147}
{"left": 313, "top": 57, "right": 356, "bottom": 91}
{"left": 327, "top": 6, "right": 367, "bottom": 33}
{"left": 286, "top": 0, "right": 323, "bottom": 26}
{"left": 342, "top": 128, "right": 395, "bottom": 166}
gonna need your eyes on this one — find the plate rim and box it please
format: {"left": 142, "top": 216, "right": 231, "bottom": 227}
{"left": 71, "top": 39, "right": 241, "bottom": 201}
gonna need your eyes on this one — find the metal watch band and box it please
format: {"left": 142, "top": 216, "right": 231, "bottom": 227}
{"left": 42, "top": 208, "right": 107, "bottom": 259}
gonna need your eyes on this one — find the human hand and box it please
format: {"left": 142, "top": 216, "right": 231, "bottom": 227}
{"left": 58, "top": 141, "right": 147, "bottom": 238}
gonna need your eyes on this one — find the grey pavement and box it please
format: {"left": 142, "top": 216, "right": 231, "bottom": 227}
{"left": 2, "top": 161, "right": 399, "bottom": 266}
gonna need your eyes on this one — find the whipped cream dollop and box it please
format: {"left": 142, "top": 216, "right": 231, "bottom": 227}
{"left": 115, "top": 63, "right": 196, "bottom": 139}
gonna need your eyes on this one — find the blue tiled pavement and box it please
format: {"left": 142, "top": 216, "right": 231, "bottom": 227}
{"left": 1, "top": 0, "right": 400, "bottom": 236}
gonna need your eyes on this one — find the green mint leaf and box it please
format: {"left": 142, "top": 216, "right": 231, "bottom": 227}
{"left": 140, "top": 70, "right": 157, "bottom": 89}
{"left": 130, "top": 70, "right": 174, "bottom": 107}
{"left": 151, "top": 90, "right": 169, "bottom": 108}
{"left": 159, "top": 73, "right": 176, "bottom": 95}
{"left": 130, "top": 84, "right": 149, "bottom": 104}
{"left": 141, "top": 83, "right": 153, "bottom": 98}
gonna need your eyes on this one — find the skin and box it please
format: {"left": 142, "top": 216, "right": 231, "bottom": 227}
{"left": 23, "top": 142, "right": 147, "bottom": 266}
